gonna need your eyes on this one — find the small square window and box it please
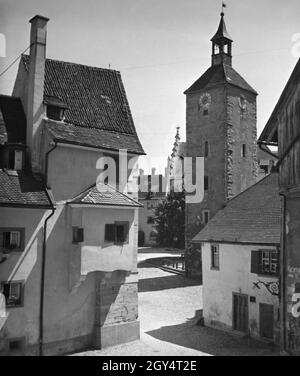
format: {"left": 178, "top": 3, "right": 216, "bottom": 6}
{"left": 1, "top": 282, "right": 23, "bottom": 307}
{"left": 147, "top": 216, "right": 154, "bottom": 224}
{"left": 203, "top": 109, "right": 209, "bottom": 116}
{"left": 0, "top": 229, "right": 24, "bottom": 253}
{"left": 105, "top": 222, "right": 129, "bottom": 244}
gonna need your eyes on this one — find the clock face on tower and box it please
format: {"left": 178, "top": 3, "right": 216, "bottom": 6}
{"left": 199, "top": 93, "right": 211, "bottom": 112}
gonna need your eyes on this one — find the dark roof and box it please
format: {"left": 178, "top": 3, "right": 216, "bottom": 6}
{"left": 193, "top": 173, "right": 281, "bottom": 245}
{"left": 211, "top": 13, "right": 233, "bottom": 43}
{"left": 184, "top": 64, "right": 257, "bottom": 95}
{"left": 45, "top": 120, "right": 144, "bottom": 154}
{"left": 259, "top": 58, "right": 300, "bottom": 144}
{"left": 69, "top": 183, "right": 142, "bottom": 207}
{"left": 21, "top": 55, "right": 144, "bottom": 154}
{"left": 0, "top": 95, "right": 26, "bottom": 145}
{"left": 0, "top": 170, "right": 52, "bottom": 208}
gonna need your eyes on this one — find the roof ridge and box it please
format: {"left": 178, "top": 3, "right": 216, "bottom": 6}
{"left": 21, "top": 54, "right": 121, "bottom": 75}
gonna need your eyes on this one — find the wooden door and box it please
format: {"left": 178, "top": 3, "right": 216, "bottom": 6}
{"left": 260, "top": 303, "right": 274, "bottom": 339}
{"left": 233, "top": 293, "right": 248, "bottom": 333}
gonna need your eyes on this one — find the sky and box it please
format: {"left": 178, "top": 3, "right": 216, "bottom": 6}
{"left": 0, "top": 0, "right": 300, "bottom": 173}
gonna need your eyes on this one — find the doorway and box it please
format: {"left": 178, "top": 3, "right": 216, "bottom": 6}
{"left": 233, "top": 293, "right": 249, "bottom": 333}
{"left": 259, "top": 303, "right": 274, "bottom": 340}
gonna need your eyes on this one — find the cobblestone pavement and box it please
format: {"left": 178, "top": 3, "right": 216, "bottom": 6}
{"left": 74, "top": 247, "right": 280, "bottom": 356}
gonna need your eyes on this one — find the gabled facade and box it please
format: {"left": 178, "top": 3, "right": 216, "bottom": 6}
{"left": 0, "top": 15, "right": 144, "bottom": 355}
{"left": 194, "top": 173, "right": 281, "bottom": 344}
{"left": 258, "top": 58, "right": 300, "bottom": 355}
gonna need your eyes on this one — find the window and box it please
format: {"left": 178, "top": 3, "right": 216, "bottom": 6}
{"left": 203, "top": 108, "right": 209, "bottom": 116}
{"left": 147, "top": 216, "right": 154, "bottom": 224}
{"left": 8, "top": 150, "right": 23, "bottom": 170}
{"left": 46, "top": 105, "right": 64, "bottom": 121}
{"left": 251, "top": 249, "right": 279, "bottom": 276}
{"left": 211, "top": 244, "right": 220, "bottom": 270}
{"left": 241, "top": 144, "right": 246, "bottom": 158}
{"left": 202, "top": 210, "right": 210, "bottom": 224}
{"left": 105, "top": 222, "right": 129, "bottom": 244}
{"left": 1, "top": 281, "right": 23, "bottom": 307}
{"left": 204, "top": 176, "right": 209, "bottom": 191}
{"left": 204, "top": 141, "right": 209, "bottom": 158}
{"left": 72, "top": 227, "right": 84, "bottom": 244}
{"left": 0, "top": 228, "right": 24, "bottom": 253}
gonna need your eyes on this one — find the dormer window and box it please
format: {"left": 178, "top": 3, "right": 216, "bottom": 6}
{"left": 46, "top": 105, "right": 65, "bottom": 121}
{"left": 44, "top": 95, "right": 67, "bottom": 122}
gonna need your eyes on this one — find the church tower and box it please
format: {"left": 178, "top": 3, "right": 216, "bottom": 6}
{"left": 185, "top": 12, "right": 258, "bottom": 247}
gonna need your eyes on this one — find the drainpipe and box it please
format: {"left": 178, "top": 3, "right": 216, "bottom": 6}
{"left": 39, "top": 142, "right": 57, "bottom": 355}
{"left": 39, "top": 190, "right": 55, "bottom": 356}
{"left": 45, "top": 141, "right": 58, "bottom": 188}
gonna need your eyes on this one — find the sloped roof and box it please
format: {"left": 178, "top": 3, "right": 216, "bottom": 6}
{"left": 211, "top": 13, "right": 233, "bottom": 42}
{"left": 193, "top": 173, "right": 281, "bottom": 245}
{"left": 69, "top": 183, "right": 142, "bottom": 207}
{"left": 21, "top": 55, "right": 144, "bottom": 154}
{"left": 259, "top": 57, "right": 300, "bottom": 144}
{"left": 184, "top": 64, "right": 257, "bottom": 95}
{"left": 0, "top": 170, "right": 52, "bottom": 208}
{"left": 0, "top": 95, "right": 26, "bottom": 145}
{"left": 45, "top": 120, "right": 144, "bottom": 154}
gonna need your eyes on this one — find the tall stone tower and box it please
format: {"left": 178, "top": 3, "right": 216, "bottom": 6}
{"left": 185, "top": 12, "right": 258, "bottom": 247}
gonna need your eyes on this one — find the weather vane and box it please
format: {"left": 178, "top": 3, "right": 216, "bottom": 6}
{"left": 221, "top": 2, "right": 226, "bottom": 15}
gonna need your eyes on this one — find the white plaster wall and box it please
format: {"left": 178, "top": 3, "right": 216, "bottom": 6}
{"left": 202, "top": 242, "right": 279, "bottom": 339}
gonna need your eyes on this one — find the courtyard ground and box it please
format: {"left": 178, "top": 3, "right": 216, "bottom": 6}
{"left": 74, "top": 247, "right": 280, "bottom": 356}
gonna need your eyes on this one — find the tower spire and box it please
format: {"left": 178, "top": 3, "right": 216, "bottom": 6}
{"left": 211, "top": 10, "right": 233, "bottom": 67}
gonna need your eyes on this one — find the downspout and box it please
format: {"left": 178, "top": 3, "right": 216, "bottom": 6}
{"left": 45, "top": 140, "right": 58, "bottom": 188}
{"left": 39, "top": 141, "right": 57, "bottom": 356}
{"left": 39, "top": 199, "right": 55, "bottom": 356}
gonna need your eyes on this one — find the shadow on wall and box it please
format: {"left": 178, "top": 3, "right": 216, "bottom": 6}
{"left": 146, "top": 312, "right": 279, "bottom": 356}
{"left": 138, "top": 274, "right": 201, "bottom": 293}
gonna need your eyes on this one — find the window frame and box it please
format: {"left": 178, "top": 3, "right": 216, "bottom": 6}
{"left": 251, "top": 249, "right": 279, "bottom": 276}
{"left": 211, "top": 244, "right": 220, "bottom": 270}
{"left": 104, "top": 221, "right": 129, "bottom": 245}
{"left": 0, "top": 228, "right": 25, "bottom": 253}
{"left": 1, "top": 280, "right": 24, "bottom": 308}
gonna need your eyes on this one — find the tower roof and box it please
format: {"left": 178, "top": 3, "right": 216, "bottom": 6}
{"left": 184, "top": 64, "right": 257, "bottom": 95}
{"left": 211, "top": 12, "right": 233, "bottom": 43}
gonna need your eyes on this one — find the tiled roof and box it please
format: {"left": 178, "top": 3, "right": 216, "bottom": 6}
{"left": 21, "top": 55, "right": 144, "bottom": 154}
{"left": 193, "top": 173, "right": 281, "bottom": 245}
{"left": 69, "top": 183, "right": 142, "bottom": 207}
{"left": 184, "top": 64, "right": 257, "bottom": 95}
{"left": 45, "top": 120, "right": 145, "bottom": 154}
{"left": 0, "top": 95, "right": 26, "bottom": 145}
{"left": 0, "top": 170, "right": 52, "bottom": 208}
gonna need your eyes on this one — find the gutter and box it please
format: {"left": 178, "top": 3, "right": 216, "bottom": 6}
{"left": 39, "top": 188, "right": 55, "bottom": 356}
{"left": 257, "top": 141, "right": 279, "bottom": 160}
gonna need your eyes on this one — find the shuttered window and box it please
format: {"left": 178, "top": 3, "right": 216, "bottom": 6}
{"left": 251, "top": 250, "right": 279, "bottom": 276}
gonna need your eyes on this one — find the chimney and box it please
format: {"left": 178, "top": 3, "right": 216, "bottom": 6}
{"left": 27, "top": 15, "right": 49, "bottom": 173}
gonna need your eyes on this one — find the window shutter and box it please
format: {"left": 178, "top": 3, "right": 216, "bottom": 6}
{"left": 105, "top": 224, "right": 115, "bottom": 242}
{"left": 251, "top": 251, "right": 260, "bottom": 274}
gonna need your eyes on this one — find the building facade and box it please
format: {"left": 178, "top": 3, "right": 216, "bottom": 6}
{"left": 258, "top": 58, "right": 300, "bottom": 355}
{"left": 194, "top": 173, "right": 281, "bottom": 344}
{"left": 0, "top": 15, "right": 144, "bottom": 355}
